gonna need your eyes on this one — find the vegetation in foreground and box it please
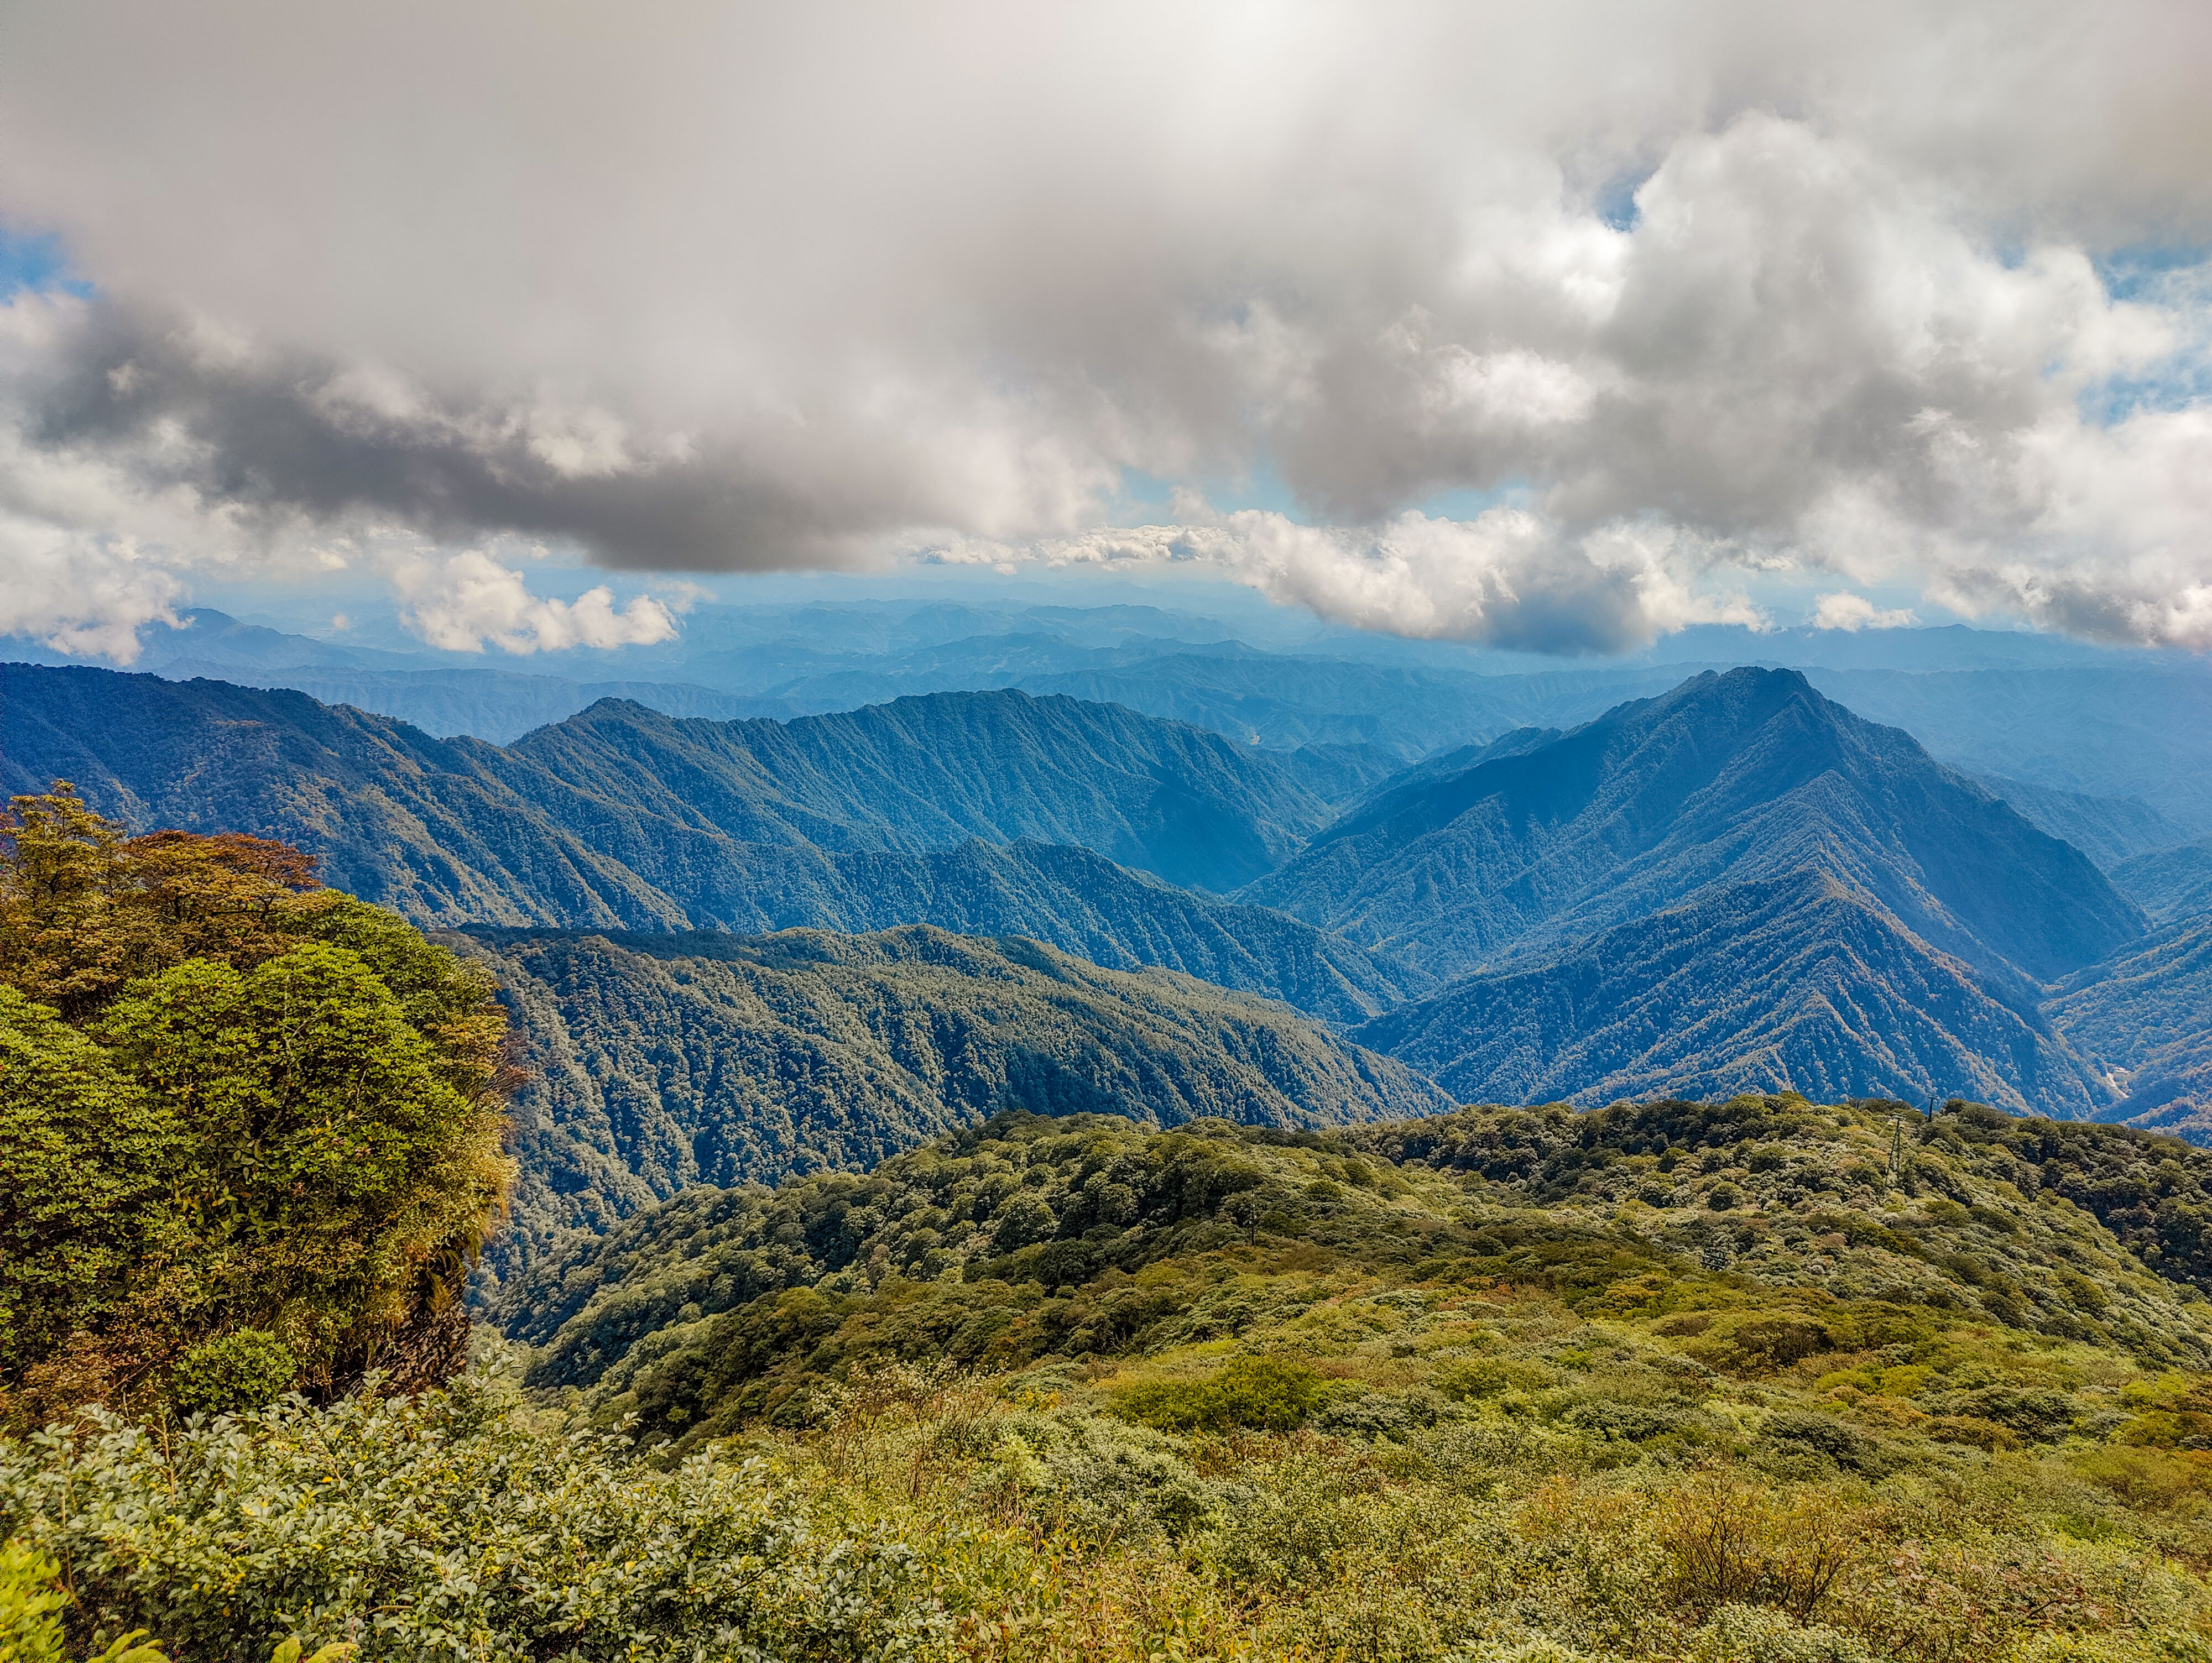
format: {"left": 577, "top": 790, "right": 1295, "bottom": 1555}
{"left": 0, "top": 785, "right": 513, "bottom": 1424}
{"left": 16, "top": 1098, "right": 2212, "bottom": 1658}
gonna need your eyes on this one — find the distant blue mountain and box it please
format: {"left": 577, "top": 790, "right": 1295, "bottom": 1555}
{"left": 2110, "top": 838, "right": 2212, "bottom": 927}
{"left": 1245, "top": 666, "right": 2143, "bottom": 987}
{"left": 1636, "top": 621, "right": 2137, "bottom": 672}
{"left": 1964, "top": 775, "right": 2188, "bottom": 871}
{"left": 0, "top": 663, "right": 1404, "bottom": 1020}
{"left": 29, "top": 608, "right": 2206, "bottom": 845}
{"left": 1805, "top": 667, "right": 2212, "bottom": 836}
{"left": 156, "top": 661, "right": 758, "bottom": 744}
{"left": 1354, "top": 871, "right": 2109, "bottom": 1116}
{"left": 1, "top": 606, "right": 408, "bottom": 672}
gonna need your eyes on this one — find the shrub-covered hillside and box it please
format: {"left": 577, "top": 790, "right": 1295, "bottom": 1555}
{"left": 27, "top": 1093, "right": 2212, "bottom": 1659}
{"left": 500, "top": 1099, "right": 2212, "bottom": 1452}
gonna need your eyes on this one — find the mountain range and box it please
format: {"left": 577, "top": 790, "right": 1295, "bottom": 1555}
{"left": 1803, "top": 666, "right": 2212, "bottom": 835}
{"left": 1249, "top": 667, "right": 2142, "bottom": 985}
{"left": 1355, "top": 870, "right": 2109, "bottom": 1114}
{"left": 8, "top": 651, "right": 2209, "bottom": 1172}
{"left": 18, "top": 604, "right": 2211, "bottom": 832}
{"left": 2047, "top": 914, "right": 2212, "bottom": 1138}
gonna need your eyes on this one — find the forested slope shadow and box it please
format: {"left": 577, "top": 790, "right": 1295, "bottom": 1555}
{"left": 1357, "top": 871, "right": 2111, "bottom": 1116}
{"left": 453, "top": 924, "right": 1449, "bottom": 1287}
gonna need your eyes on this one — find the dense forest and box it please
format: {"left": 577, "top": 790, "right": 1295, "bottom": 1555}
{"left": 456, "top": 923, "right": 1445, "bottom": 1287}
{"left": 13, "top": 660, "right": 2212, "bottom": 1131}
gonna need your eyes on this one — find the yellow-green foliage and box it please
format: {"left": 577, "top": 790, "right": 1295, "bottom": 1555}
{"left": 1, "top": 1537, "right": 166, "bottom": 1663}
{"left": 1110, "top": 1355, "right": 1328, "bottom": 1432}
{"left": 0, "top": 786, "right": 515, "bottom": 1421}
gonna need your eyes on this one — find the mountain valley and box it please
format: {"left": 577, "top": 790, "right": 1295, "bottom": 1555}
{"left": 451, "top": 923, "right": 1447, "bottom": 1287}
{"left": 8, "top": 642, "right": 2211, "bottom": 1168}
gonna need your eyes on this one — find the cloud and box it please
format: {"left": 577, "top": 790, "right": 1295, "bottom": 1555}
{"left": 394, "top": 552, "right": 681, "bottom": 653}
{"left": 1, "top": 1, "right": 2210, "bottom": 655}
{"left": 936, "top": 509, "right": 1764, "bottom": 653}
{"left": 0, "top": 522, "right": 182, "bottom": 663}
{"left": 1812, "top": 593, "right": 1918, "bottom": 632}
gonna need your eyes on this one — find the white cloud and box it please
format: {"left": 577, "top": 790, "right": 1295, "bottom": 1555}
{"left": 0, "top": 2, "right": 2210, "bottom": 653}
{"left": 392, "top": 551, "right": 681, "bottom": 653}
{"left": 1812, "top": 592, "right": 1918, "bottom": 631}
{"left": 936, "top": 508, "right": 1765, "bottom": 653}
{"left": 0, "top": 521, "right": 182, "bottom": 663}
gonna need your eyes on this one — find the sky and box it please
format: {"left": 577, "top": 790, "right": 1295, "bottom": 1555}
{"left": 2, "top": 1, "right": 2210, "bottom": 663}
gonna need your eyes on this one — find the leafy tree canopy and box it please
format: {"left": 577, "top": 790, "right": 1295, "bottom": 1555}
{"left": 0, "top": 785, "right": 514, "bottom": 1423}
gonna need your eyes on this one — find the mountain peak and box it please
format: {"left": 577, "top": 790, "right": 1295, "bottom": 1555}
{"left": 1247, "top": 668, "right": 2143, "bottom": 986}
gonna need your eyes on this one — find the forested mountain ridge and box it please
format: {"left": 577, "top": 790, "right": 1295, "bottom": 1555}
{"left": 2112, "top": 835, "right": 2212, "bottom": 926}
{"left": 1964, "top": 772, "right": 2189, "bottom": 870}
{"left": 3, "top": 665, "right": 1329, "bottom": 894}
{"left": 451, "top": 924, "right": 1448, "bottom": 1287}
{"left": 0, "top": 663, "right": 1413, "bottom": 1020}
{"left": 495, "top": 688, "right": 1331, "bottom": 891}
{"left": 1246, "top": 666, "right": 2145, "bottom": 986}
{"left": 1354, "top": 871, "right": 2110, "bottom": 1115}
{"left": 499, "top": 1096, "right": 2212, "bottom": 1447}
{"left": 15, "top": 657, "right": 2203, "bottom": 1129}
{"left": 2045, "top": 913, "right": 2212, "bottom": 1137}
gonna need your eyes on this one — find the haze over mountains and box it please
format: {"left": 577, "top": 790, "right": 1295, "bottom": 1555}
{"left": 14, "top": 600, "right": 2210, "bottom": 846}
{"left": 7, "top": 609, "right": 2212, "bottom": 1236}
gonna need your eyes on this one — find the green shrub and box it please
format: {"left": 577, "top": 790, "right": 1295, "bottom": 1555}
{"left": 1111, "top": 1355, "right": 1329, "bottom": 1433}
{"left": 1437, "top": 1356, "right": 1556, "bottom": 1399}
{"left": 1685, "top": 1603, "right": 1874, "bottom": 1662}
{"left": 1, "top": 1538, "right": 166, "bottom": 1663}
{"left": 170, "top": 1332, "right": 298, "bottom": 1419}
{"left": 0, "top": 1538, "right": 69, "bottom": 1663}
{"left": 0, "top": 1366, "right": 952, "bottom": 1662}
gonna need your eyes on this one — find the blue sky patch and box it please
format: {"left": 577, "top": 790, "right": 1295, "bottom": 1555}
{"left": 0, "top": 224, "right": 93, "bottom": 300}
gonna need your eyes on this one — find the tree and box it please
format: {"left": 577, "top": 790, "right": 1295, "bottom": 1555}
{"left": 0, "top": 786, "right": 515, "bottom": 1421}
{"left": 0, "top": 785, "right": 320, "bottom": 1024}
{"left": 0, "top": 990, "right": 184, "bottom": 1405}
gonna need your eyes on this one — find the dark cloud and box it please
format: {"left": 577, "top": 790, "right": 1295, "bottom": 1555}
{"left": 0, "top": 1, "right": 2209, "bottom": 653}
